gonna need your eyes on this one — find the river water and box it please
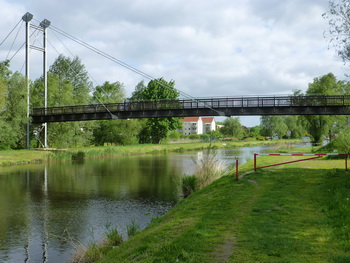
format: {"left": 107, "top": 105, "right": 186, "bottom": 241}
{"left": 0, "top": 145, "right": 285, "bottom": 262}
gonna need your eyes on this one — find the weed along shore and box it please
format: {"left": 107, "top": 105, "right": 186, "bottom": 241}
{"left": 0, "top": 139, "right": 298, "bottom": 166}
{"left": 89, "top": 146, "right": 350, "bottom": 263}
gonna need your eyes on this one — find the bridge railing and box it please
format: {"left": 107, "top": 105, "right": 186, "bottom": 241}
{"left": 31, "top": 95, "right": 350, "bottom": 116}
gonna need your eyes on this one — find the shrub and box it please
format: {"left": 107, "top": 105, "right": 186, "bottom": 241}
{"left": 181, "top": 175, "right": 197, "bottom": 198}
{"left": 105, "top": 228, "right": 123, "bottom": 247}
{"left": 127, "top": 219, "right": 140, "bottom": 238}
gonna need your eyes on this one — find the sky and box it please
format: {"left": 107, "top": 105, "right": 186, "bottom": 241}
{"left": 0, "top": 0, "right": 347, "bottom": 126}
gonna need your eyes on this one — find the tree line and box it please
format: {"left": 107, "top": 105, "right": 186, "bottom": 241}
{"left": 0, "top": 55, "right": 183, "bottom": 149}
{"left": 1, "top": 53, "right": 349, "bottom": 150}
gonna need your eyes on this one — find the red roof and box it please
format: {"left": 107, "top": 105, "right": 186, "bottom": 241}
{"left": 180, "top": 117, "right": 201, "bottom": 122}
{"left": 202, "top": 117, "right": 215, "bottom": 123}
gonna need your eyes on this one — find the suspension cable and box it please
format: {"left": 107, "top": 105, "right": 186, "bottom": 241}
{"left": 33, "top": 19, "right": 224, "bottom": 116}
{"left": 0, "top": 19, "right": 22, "bottom": 46}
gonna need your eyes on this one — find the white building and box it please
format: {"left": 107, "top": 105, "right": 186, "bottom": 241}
{"left": 179, "top": 117, "right": 216, "bottom": 135}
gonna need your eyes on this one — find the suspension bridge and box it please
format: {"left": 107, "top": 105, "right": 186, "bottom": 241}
{"left": 31, "top": 94, "right": 350, "bottom": 123}
{"left": 3, "top": 13, "right": 350, "bottom": 148}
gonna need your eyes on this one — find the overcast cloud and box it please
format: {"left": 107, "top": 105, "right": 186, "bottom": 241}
{"left": 0, "top": 0, "right": 347, "bottom": 126}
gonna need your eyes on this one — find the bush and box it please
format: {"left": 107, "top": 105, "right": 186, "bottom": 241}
{"left": 105, "top": 228, "right": 123, "bottom": 247}
{"left": 127, "top": 219, "right": 140, "bottom": 238}
{"left": 181, "top": 175, "right": 197, "bottom": 198}
{"left": 193, "top": 148, "right": 227, "bottom": 189}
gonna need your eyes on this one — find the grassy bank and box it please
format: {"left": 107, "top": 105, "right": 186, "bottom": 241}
{"left": 0, "top": 139, "right": 299, "bottom": 166}
{"left": 96, "top": 147, "right": 350, "bottom": 262}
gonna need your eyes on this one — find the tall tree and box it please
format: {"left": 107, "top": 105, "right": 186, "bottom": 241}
{"left": 92, "top": 81, "right": 142, "bottom": 146}
{"left": 0, "top": 61, "right": 27, "bottom": 149}
{"left": 220, "top": 117, "right": 244, "bottom": 139}
{"left": 31, "top": 56, "right": 93, "bottom": 148}
{"left": 49, "top": 55, "right": 93, "bottom": 104}
{"left": 260, "top": 116, "right": 288, "bottom": 139}
{"left": 131, "top": 78, "right": 181, "bottom": 144}
{"left": 302, "top": 73, "right": 348, "bottom": 143}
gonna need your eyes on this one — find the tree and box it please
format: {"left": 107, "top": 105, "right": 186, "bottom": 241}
{"left": 31, "top": 56, "right": 94, "bottom": 148}
{"left": 285, "top": 116, "right": 304, "bottom": 139}
{"left": 0, "top": 61, "right": 27, "bottom": 149}
{"left": 334, "top": 127, "right": 350, "bottom": 155}
{"left": 220, "top": 117, "right": 244, "bottom": 139}
{"left": 93, "top": 81, "right": 125, "bottom": 104}
{"left": 260, "top": 116, "right": 288, "bottom": 139}
{"left": 49, "top": 55, "right": 93, "bottom": 104}
{"left": 248, "top": 125, "right": 261, "bottom": 137}
{"left": 92, "top": 81, "right": 142, "bottom": 145}
{"left": 302, "top": 73, "right": 347, "bottom": 143}
{"left": 324, "top": 0, "right": 350, "bottom": 63}
{"left": 131, "top": 78, "right": 182, "bottom": 144}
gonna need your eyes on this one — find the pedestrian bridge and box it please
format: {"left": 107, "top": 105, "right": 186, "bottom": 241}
{"left": 31, "top": 95, "right": 350, "bottom": 123}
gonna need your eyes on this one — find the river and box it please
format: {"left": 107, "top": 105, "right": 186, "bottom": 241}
{"left": 0, "top": 144, "right": 288, "bottom": 262}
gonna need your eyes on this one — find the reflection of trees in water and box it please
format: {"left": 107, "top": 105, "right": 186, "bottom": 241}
{"left": 0, "top": 155, "right": 182, "bottom": 262}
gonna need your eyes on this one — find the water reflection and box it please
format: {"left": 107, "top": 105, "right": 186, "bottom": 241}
{"left": 0, "top": 145, "right": 282, "bottom": 262}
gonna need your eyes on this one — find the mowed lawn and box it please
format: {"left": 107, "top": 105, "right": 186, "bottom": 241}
{"left": 99, "top": 156, "right": 350, "bottom": 263}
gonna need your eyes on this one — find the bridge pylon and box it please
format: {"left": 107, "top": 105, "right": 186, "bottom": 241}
{"left": 22, "top": 13, "right": 50, "bottom": 148}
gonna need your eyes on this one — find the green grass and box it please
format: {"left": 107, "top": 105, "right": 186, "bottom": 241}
{"left": 0, "top": 139, "right": 299, "bottom": 166}
{"left": 97, "top": 154, "right": 350, "bottom": 263}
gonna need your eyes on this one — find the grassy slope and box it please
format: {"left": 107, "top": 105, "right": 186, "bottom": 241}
{"left": 99, "top": 150, "right": 350, "bottom": 263}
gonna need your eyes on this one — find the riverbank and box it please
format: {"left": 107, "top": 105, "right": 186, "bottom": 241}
{"left": 0, "top": 139, "right": 299, "bottom": 167}
{"left": 96, "top": 146, "right": 350, "bottom": 262}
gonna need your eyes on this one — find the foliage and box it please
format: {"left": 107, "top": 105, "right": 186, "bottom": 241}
{"left": 0, "top": 61, "right": 27, "bottom": 149}
{"left": 104, "top": 227, "right": 123, "bottom": 247}
{"left": 333, "top": 127, "right": 350, "bottom": 155}
{"left": 181, "top": 175, "right": 198, "bottom": 198}
{"left": 248, "top": 125, "right": 261, "bottom": 137}
{"left": 324, "top": 0, "right": 350, "bottom": 63}
{"left": 260, "top": 116, "right": 288, "bottom": 139}
{"left": 91, "top": 81, "right": 142, "bottom": 145}
{"left": 191, "top": 147, "right": 227, "bottom": 189}
{"left": 220, "top": 117, "right": 244, "bottom": 139}
{"left": 131, "top": 78, "right": 182, "bottom": 144}
{"left": 301, "top": 73, "right": 348, "bottom": 143}
{"left": 93, "top": 119, "right": 142, "bottom": 146}
{"left": 126, "top": 219, "right": 140, "bottom": 238}
{"left": 31, "top": 56, "right": 94, "bottom": 148}
{"left": 93, "top": 81, "right": 125, "bottom": 104}
{"left": 49, "top": 55, "right": 93, "bottom": 104}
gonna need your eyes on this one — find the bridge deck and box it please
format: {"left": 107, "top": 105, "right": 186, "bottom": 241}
{"left": 31, "top": 95, "right": 350, "bottom": 123}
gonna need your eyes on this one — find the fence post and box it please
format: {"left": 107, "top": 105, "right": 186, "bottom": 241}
{"left": 235, "top": 157, "right": 239, "bottom": 181}
{"left": 254, "top": 154, "right": 258, "bottom": 171}
{"left": 346, "top": 154, "right": 348, "bottom": 171}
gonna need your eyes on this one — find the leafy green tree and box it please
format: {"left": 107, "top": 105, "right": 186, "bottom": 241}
{"left": 93, "top": 81, "right": 125, "bottom": 104}
{"left": 31, "top": 56, "right": 94, "bottom": 148}
{"left": 260, "top": 116, "right": 288, "bottom": 139}
{"left": 92, "top": 81, "right": 142, "bottom": 145}
{"left": 131, "top": 78, "right": 182, "bottom": 144}
{"left": 285, "top": 116, "right": 304, "bottom": 139}
{"left": 49, "top": 55, "right": 93, "bottom": 104}
{"left": 248, "top": 125, "right": 261, "bottom": 137}
{"left": 0, "top": 61, "right": 27, "bottom": 149}
{"left": 334, "top": 127, "right": 350, "bottom": 155}
{"left": 220, "top": 117, "right": 244, "bottom": 139}
{"left": 302, "top": 73, "right": 347, "bottom": 143}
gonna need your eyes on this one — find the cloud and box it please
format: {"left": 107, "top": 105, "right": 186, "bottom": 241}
{"left": 0, "top": 0, "right": 346, "bottom": 112}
